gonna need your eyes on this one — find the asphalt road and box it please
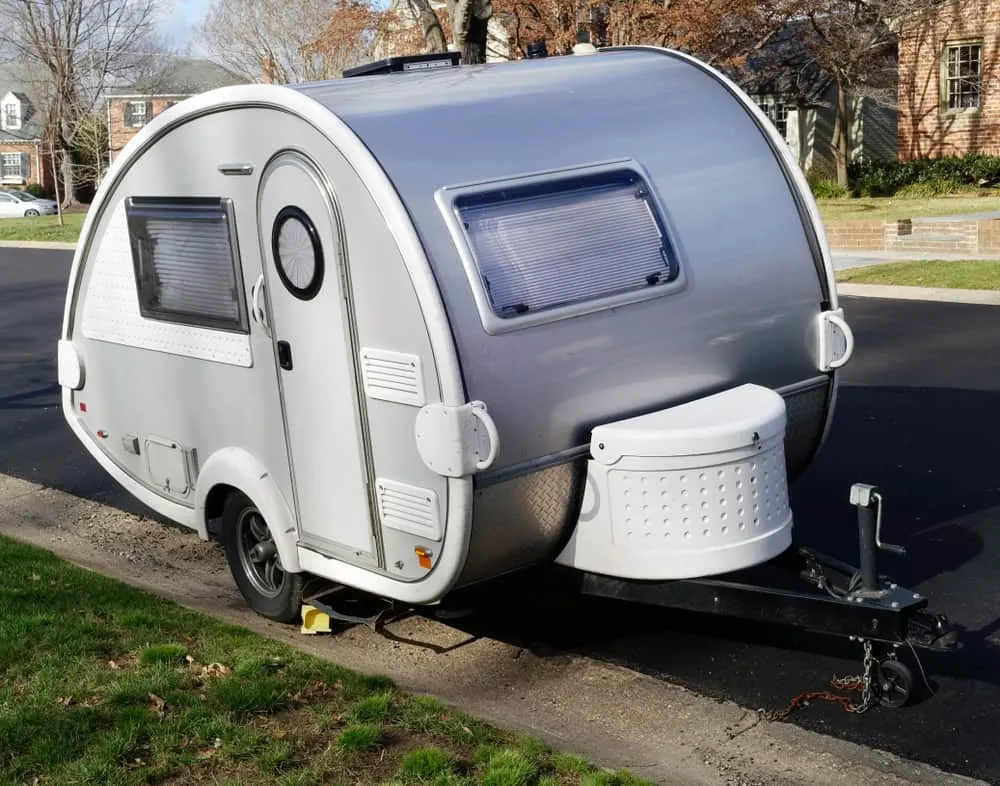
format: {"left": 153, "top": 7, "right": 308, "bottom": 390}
{"left": 3, "top": 247, "right": 999, "bottom": 783}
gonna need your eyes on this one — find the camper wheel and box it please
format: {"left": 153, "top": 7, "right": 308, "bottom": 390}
{"left": 222, "top": 490, "right": 303, "bottom": 623}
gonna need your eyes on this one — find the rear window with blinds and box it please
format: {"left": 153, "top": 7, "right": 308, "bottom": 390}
{"left": 453, "top": 167, "right": 679, "bottom": 323}
{"left": 125, "top": 197, "right": 248, "bottom": 332}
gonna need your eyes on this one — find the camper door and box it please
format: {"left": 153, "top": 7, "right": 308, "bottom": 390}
{"left": 258, "top": 151, "right": 376, "bottom": 564}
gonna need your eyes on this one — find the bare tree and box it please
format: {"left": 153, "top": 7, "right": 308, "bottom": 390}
{"left": 770, "top": 0, "right": 940, "bottom": 187}
{"left": 487, "top": 0, "right": 794, "bottom": 63}
{"left": 200, "top": 0, "right": 388, "bottom": 82}
{"left": 378, "top": 0, "right": 492, "bottom": 64}
{"left": 301, "top": 0, "right": 403, "bottom": 77}
{"left": 0, "top": 0, "right": 166, "bottom": 206}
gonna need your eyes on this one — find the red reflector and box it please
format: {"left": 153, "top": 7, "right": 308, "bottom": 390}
{"left": 79, "top": 402, "right": 87, "bottom": 412}
{"left": 96, "top": 430, "right": 108, "bottom": 439}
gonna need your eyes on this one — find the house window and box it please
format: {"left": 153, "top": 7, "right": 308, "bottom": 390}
{"left": 2, "top": 103, "right": 19, "bottom": 130}
{"left": 757, "top": 96, "right": 790, "bottom": 138}
{"left": 125, "top": 100, "right": 149, "bottom": 127}
{"left": 125, "top": 197, "right": 249, "bottom": 333}
{"left": 1, "top": 153, "right": 21, "bottom": 178}
{"left": 944, "top": 42, "right": 982, "bottom": 110}
{"left": 448, "top": 165, "right": 680, "bottom": 328}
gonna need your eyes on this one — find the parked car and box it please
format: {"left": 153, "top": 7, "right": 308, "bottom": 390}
{"left": 0, "top": 189, "right": 58, "bottom": 217}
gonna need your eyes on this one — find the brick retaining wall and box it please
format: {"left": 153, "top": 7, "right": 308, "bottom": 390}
{"left": 822, "top": 220, "right": 886, "bottom": 250}
{"left": 824, "top": 217, "right": 1000, "bottom": 254}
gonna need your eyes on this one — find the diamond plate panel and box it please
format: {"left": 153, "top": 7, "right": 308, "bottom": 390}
{"left": 457, "top": 459, "right": 587, "bottom": 587}
{"left": 782, "top": 381, "right": 830, "bottom": 479}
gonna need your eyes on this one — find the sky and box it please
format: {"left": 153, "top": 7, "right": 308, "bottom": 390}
{"left": 158, "top": 0, "right": 215, "bottom": 55}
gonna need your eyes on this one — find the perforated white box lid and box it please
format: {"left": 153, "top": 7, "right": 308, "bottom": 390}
{"left": 590, "top": 383, "right": 787, "bottom": 465}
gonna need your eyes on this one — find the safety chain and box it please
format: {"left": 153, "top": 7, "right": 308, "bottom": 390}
{"left": 760, "top": 640, "right": 878, "bottom": 723}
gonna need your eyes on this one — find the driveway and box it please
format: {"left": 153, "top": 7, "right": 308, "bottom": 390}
{"left": 1, "top": 247, "right": 998, "bottom": 784}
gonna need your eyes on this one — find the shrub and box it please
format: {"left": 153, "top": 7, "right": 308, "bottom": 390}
{"left": 811, "top": 179, "right": 849, "bottom": 199}
{"left": 24, "top": 183, "right": 47, "bottom": 198}
{"left": 848, "top": 153, "right": 1000, "bottom": 197}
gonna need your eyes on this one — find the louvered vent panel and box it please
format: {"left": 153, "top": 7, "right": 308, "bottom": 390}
{"left": 361, "top": 348, "right": 425, "bottom": 406}
{"left": 376, "top": 479, "right": 441, "bottom": 541}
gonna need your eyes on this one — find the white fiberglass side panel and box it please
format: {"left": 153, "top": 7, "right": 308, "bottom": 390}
{"left": 80, "top": 199, "right": 252, "bottom": 367}
{"left": 60, "top": 86, "right": 472, "bottom": 604}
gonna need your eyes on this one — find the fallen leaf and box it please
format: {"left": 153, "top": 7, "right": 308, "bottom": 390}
{"left": 213, "top": 737, "right": 222, "bottom": 749}
{"left": 199, "top": 663, "right": 231, "bottom": 679}
{"left": 30, "top": 574, "right": 40, "bottom": 581}
{"left": 147, "top": 693, "right": 166, "bottom": 716}
{"left": 108, "top": 660, "right": 121, "bottom": 670}
{"left": 55, "top": 696, "right": 75, "bottom": 707}
{"left": 198, "top": 749, "right": 217, "bottom": 760}
{"left": 185, "top": 655, "right": 195, "bottom": 665}
{"left": 49, "top": 581, "right": 57, "bottom": 587}
{"left": 462, "top": 726, "right": 473, "bottom": 736}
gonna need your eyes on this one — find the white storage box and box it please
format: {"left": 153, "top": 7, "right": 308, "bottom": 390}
{"left": 556, "top": 384, "right": 793, "bottom": 579}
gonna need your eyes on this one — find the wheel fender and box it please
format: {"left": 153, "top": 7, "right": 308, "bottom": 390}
{"left": 194, "top": 447, "right": 301, "bottom": 573}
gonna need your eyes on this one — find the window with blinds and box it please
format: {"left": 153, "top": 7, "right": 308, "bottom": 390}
{"left": 125, "top": 197, "right": 248, "bottom": 332}
{"left": 452, "top": 166, "right": 679, "bottom": 324}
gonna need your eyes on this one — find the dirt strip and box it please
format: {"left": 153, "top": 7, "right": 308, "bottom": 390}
{"left": 0, "top": 472, "right": 985, "bottom": 786}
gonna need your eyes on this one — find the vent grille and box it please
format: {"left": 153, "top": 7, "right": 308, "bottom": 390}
{"left": 376, "top": 479, "right": 441, "bottom": 541}
{"left": 360, "top": 348, "right": 425, "bottom": 406}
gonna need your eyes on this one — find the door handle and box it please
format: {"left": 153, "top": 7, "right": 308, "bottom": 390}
{"left": 277, "top": 340, "right": 293, "bottom": 370}
{"left": 250, "top": 274, "right": 270, "bottom": 335}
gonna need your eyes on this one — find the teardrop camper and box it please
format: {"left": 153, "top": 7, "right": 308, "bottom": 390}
{"left": 59, "top": 48, "right": 956, "bottom": 696}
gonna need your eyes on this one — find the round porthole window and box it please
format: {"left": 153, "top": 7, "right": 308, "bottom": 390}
{"left": 272, "top": 206, "right": 324, "bottom": 300}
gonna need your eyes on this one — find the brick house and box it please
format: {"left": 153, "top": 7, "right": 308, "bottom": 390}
{"left": 897, "top": 0, "right": 1000, "bottom": 160}
{"left": 0, "top": 63, "right": 54, "bottom": 194}
{"left": 107, "top": 58, "right": 248, "bottom": 163}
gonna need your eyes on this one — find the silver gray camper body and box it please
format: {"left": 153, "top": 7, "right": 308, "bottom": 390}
{"left": 59, "top": 46, "right": 855, "bottom": 623}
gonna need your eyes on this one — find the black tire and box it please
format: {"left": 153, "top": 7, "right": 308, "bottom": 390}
{"left": 222, "top": 490, "right": 303, "bottom": 623}
{"left": 24, "top": 209, "right": 39, "bottom": 217}
{"left": 876, "top": 658, "right": 914, "bottom": 709}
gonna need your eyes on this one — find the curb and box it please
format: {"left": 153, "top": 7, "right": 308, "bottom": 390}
{"left": 0, "top": 240, "right": 77, "bottom": 250}
{"left": 837, "top": 282, "right": 1000, "bottom": 305}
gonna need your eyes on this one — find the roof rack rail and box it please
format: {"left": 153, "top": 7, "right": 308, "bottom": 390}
{"left": 342, "top": 52, "right": 461, "bottom": 78}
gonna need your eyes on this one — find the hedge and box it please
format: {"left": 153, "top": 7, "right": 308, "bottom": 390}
{"left": 806, "top": 153, "right": 1000, "bottom": 198}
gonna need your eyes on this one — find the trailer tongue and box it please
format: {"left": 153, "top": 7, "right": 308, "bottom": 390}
{"left": 302, "top": 480, "right": 958, "bottom": 712}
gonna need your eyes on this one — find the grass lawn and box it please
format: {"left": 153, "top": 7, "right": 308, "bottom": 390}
{"left": 0, "top": 535, "right": 649, "bottom": 786}
{"left": 816, "top": 194, "right": 1000, "bottom": 223}
{"left": 836, "top": 259, "right": 1000, "bottom": 290}
{"left": 0, "top": 212, "right": 85, "bottom": 243}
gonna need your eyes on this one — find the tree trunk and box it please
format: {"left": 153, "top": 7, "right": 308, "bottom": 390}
{"left": 60, "top": 146, "right": 77, "bottom": 207}
{"left": 48, "top": 144, "right": 64, "bottom": 227}
{"left": 834, "top": 74, "right": 850, "bottom": 190}
{"left": 462, "top": 15, "right": 489, "bottom": 63}
{"left": 408, "top": 0, "right": 447, "bottom": 53}
{"left": 447, "top": 0, "right": 491, "bottom": 64}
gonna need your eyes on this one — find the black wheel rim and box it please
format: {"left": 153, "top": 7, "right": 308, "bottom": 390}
{"left": 236, "top": 506, "right": 285, "bottom": 598}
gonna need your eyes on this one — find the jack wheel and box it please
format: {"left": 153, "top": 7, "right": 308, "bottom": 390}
{"left": 876, "top": 658, "right": 914, "bottom": 708}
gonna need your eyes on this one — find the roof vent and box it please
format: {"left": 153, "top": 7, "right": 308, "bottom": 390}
{"left": 342, "top": 52, "right": 461, "bottom": 78}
